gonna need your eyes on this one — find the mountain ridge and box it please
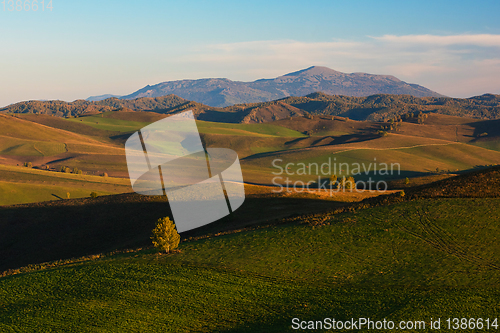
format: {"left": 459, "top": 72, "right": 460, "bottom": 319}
{"left": 3, "top": 92, "right": 500, "bottom": 123}
{"left": 93, "top": 66, "right": 443, "bottom": 107}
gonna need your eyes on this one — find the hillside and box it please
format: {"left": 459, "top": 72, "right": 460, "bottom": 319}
{"left": 2, "top": 164, "right": 500, "bottom": 274}
{"left": 1, "top": 167, "right": 500, "bottom": 331}
{"left": 0, "top": 95, "right": 195, "bottom": 118}
{"left": 119, "top": 66, "right": 443, "bottom": 107}
{"left": 3, "top": 92, "right": 500, "bottom": 124}
{"left": 3, "top": 110, "right": 500, "bottom": 186}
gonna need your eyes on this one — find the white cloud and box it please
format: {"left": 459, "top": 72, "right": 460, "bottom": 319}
{"left": 2, "top": 34, "right": 499, "bottom": 106}
{"left": 175, "top": 34, "right": 500, "bottom": 97}
{"left": 372, "top": 34, "right": 500, "bottom": 47}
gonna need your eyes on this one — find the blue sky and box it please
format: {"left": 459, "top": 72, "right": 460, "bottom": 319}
{"left": 1, "top": 0, "right": 500, "bottom": 106}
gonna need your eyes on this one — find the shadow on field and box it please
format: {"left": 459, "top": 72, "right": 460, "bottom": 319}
{"left": 0, "top": 192, "right": 339, "bottom": 272}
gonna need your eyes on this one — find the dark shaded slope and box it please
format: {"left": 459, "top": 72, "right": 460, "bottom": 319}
{"left": 0, "top": 190, "right": 337, "bottom": 272}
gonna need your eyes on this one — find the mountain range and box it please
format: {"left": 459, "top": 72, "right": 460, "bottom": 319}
{"left": 3, "top": 92, "right": 500, "bottom": 124}
{"left": 87, "top": 66, "right": 443, "bottom": 107}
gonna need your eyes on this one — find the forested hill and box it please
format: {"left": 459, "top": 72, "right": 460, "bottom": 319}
{"left": 1, "top": 92, "right": 500, "bottom": 123}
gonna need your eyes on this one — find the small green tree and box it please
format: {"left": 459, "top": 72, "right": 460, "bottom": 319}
{"left": 90, "top": 192, "right": 98, "bottom": 198}
{"left": 151, "top": 217, "right": 180, "bottom": 253}
{"left": 66, "top": 192, "right": 70, "bottom": 199}
{"left": 24, "top": 162, "right": 33, "bottom": 168}
{"left": 329, "top": 174, "right": 337, "bottom": 185}
{"left": 405, "top": 177, "right": 410, "bottom": 185}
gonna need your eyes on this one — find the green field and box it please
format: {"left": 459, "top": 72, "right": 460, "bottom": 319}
{"left": 196, "top": 121, "right": 307, "bottom": 137}
{"left": 0, "top": 181, "right": 114, "bottom": 205}
{"left": 67, "top": 113, "right": 307, "bottom": 138}
{"left": 68, "top": 114, "right": 150, "bottom": 132}
{"left": 3, "top": 113, "right": 500, "bottom": 205}
{"left": 242, "top": 141, "right": 500, "bottom": 184}
{"left": 1, "top": 198, "right": 499, "bottom": 331}
{"left": 0, "top": 165, "right": 132, "bottom": 205}
{"left": 469, "top": 140, "right": 500, "bottom": 152}
{"left": 0, "top": 137, "right": 67, "bottom": 156}
{"left": 2, "top": 111, "right": 500, "bottom": 331}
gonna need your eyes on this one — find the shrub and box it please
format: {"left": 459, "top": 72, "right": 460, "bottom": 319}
{"left": 151, "top": 217, "right": 180, "bottom": 253}
{"left": 66, "top": 192, "right": 70, "bottom": 199}
{"left": 405, "top": 177, "right": 410, "bottom": 185}
{"left": 90, "top": 192, "right": 98, "bottom": 198}
{"left": 377, "top": 130, "right": 388, "bottom": 137}
{"left": 102, "top": 172, "right": 108, "bottom": 177}
{"left": 340, "top": 176, "right": 355, "bottom": 190}
{"left": 329, "top": 174, "right": 337, "bottom": 185}
{"left": 345, "top": 176, "right": 355, "bottom": 190}
{"left": 400, "top": 190, "right": 405, "bottom": 197}
{"left": 24, "top": 162, "right": 32, "bottom": 168}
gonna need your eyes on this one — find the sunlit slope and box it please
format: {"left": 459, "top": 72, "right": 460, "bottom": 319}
{"left": 0, "top": 114, "right": 106, "bottom": 144}
{"left": 0, "top": 164, "right": 132, "bottom": 205}
{"left": 4, "top": 112, "right": 500, "bottom": 188}
{"left": 241, "top": 134, "right": 500, "bottom": 184}
{"left": 0, "top": 114, "right": 124, "bottom": 157}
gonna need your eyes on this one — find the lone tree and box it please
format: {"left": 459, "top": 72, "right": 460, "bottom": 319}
{"left": 151, "top": 217, "right": 180, "bottom": 253}
{"left": 344, "top": 176, "right": 355, "bottom": 190}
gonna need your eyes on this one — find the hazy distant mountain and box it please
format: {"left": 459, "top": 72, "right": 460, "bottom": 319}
{"left": 119, "top": 66, "right": 444, "bottom": 107}
{"left": 86, "top": 94, "right": 121, "bottom": 102}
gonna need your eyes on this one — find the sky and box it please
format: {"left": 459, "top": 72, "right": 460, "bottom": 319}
{"left": 1, "top": 0, "right": 500, "bottom": 107}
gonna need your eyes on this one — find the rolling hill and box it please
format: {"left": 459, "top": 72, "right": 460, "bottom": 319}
{"left": 3, "top": 91, "right": 500, "bottom": 124}
{"left": 1, "top": 166, "right": 500, "bottom": 331}
{"left": 2, "top": 110, "right": 500, "bottom": 192}
{"left": 2, "top": 96, "right": 500, "bottom": 331}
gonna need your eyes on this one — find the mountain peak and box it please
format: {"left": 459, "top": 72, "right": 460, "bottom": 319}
{"left": 98, "top": 67, "right": 443, "bottom": 107}
{"left": 282, "top": 66, "right": 342, "bottom": 77}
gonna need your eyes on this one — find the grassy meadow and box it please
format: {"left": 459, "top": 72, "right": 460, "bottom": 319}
{"left": 0, "top": 164, "right": 132, "bottom": 205}
{"left": 2, "top": 111, "right": 500, "bottom": 205}
{"left": 1, "top": 197, "right": 499, "bottom": 331}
